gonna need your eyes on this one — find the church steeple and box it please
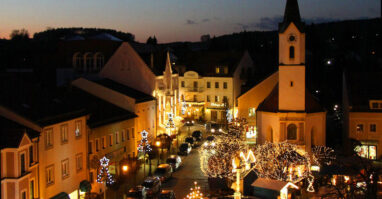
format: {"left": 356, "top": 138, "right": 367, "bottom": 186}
{"left": 279, "top": 0, "right": 305, "bottom": 33}
{"left": 163, "top": 51, "right": 173, "bottom": 91}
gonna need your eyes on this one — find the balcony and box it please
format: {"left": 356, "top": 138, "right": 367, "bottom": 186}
{"left": 186, "top": 86, "right": 204, "bottom": 92}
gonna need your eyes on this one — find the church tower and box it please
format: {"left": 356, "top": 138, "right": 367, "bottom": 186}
{"left": 278, "top": 0, "right": 306, "bottom": 111}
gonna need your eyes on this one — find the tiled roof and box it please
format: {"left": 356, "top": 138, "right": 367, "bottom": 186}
{"left": 0, "top": 117, "right": 40, "bottom": 149}
{"left": 94, "top": 78, "right": 155, "bottom": 103}
{"left": 345, "top": 72, "right": 382, "bottom": 112}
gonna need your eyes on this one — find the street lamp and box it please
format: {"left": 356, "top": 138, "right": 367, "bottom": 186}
{"left": 156, "top": 141, "right": 161, "bottom": 166}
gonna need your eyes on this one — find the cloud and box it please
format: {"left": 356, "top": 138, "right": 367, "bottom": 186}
{"left": 186, "top": 19, "right": 197, "bottom": 25}
{"left": 235, "top": 16, "right": 341, "bottom": 31}
{"left": 202, "top": 18, "right": 210, "bottom": 23}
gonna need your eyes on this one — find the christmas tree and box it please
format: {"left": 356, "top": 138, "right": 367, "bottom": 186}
{"left": 137, "top": 130, "right": 152, "bottom": 153}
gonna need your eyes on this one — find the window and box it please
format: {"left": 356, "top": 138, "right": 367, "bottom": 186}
{"left": 30, "top": 180, "right": 35, "bottom": 199}
{"left": 356, "top": 124, "right": 364, "bottom": 132}
{"left": 29, "top": 146, "right": 34, "bottom": 164}
{"left": 132, "top": 128, "right": 135, "bottom": 138}
{"left": 115, "top": 132, "right": 120, "bottom": 144}
{"left": 46, "top": 165, "right": 54, "bottom": 186}
{"left": 248, "top": 108, "right": 256, "bottom": 117}
{"left": 61, "top": 159, "right": 69, "bottom": 178}
{"left": 85, "top": 53, "right": 94, "bottom": 72}
{"left": 223, "top": 96, "right": 228, "bottom": 103}
{"left": 224, "top": 66, "right": 228, "bottom": 74}
{"left": 207, "top": 95, "right": 210, "bottom": 102}
{"left": 45, "top": 129, "right": 53, "bottom": 149}
{"left": 223, "top": 82, "right": 227, "bottom": 89}
{"left": 194, "top": 95, "right": 197, "bottom": 102}
{"left": 181, "top": 81, "right": 185, "bottom": 88}
{"left": 89, "top": 141, "right": 93, "bottom": 154}
{"left": 127, "top": 129, "right": 130, "bottom": 140}
{"left": 122, "top": 130, "right": 125, "bottom": 142}
{"left": 215, "top": 67, "right": 220, "bottom": 74}
{"left": 89, "top": 172, "right": 94, "bottom": 183}
{"left": 73, "top": 53, "right": 83, "bottom": 69}
{"left": 95, "top": 139, "right": 99, "bottom": 152}
{"left": 287, "top": 124, "right": 297, "bottom": 140}
{"left": 193, "top": 81, "right": 198, "bottom": 89}
{"left": 76, "top": 153, "right": 83, "bottom": 171}
{"left": 109, "top": 134, "right": 113, "bottom": 146}
{"left": 20, "top": 153, "right": 26, "bottom": 174}
{"left": 355, "top": 145, "right": 377, "bottom": 160}
{"left": 372, "top": 102, "right": 379, "bottom": 109}
{"left": 215, "top": 82, "right": 219, "bottom": 88}
{"left": 61, "top": 124, "right": 68, "bottom": 144}
{"left": 95, "top": 53, "right": 104, "bottom": 71}
{"left": 207, "top": 82, "right": 211, "bottom": 88}
{"left": 102, "top": 137, "right": 106, "bottom": 149}
{"left": 21, "top": 191, "right": 26, "bottom": 199}
{"left": 290, "top": 81, "right": 294, "bottom": 87}
{"left": 215, "top": 96, "right": 219, "bottom": 102}
{"left": 289, "top": 46, "right": 295, "bottom": 59}
{"left": 370, "top": 124, "right": 377, "bottom": 132}
{"left": 75, "top": 120, "right": 82, "bottom": 137}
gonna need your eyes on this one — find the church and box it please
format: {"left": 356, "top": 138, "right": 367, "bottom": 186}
{"left": 238, "top": 0, "right": 326, "bottom": 152}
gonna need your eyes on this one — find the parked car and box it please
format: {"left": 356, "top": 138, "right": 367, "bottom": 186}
{"left": 142, "top": 176, "right": 161, "bottom": 197}
{"left": 192, "top": 131, "right": 202, "bottom": 141}
{"left": 206, "top": 135, "right": 215, "bottom": 141}
{"left": 127, "top": 185, "right": 145, "bottom": 199}
{"left": 154, "top": 164, "right": 172, "bottom": 182}
{"left": 185, "top": 136, "right": 195, "bottom": 146}
{"left": 178, "top": 143, "right": 192, "bottom": 155}
{"left": 158, "top": 190, "right": 176, "bottom": 199}
{"left": 166, "top": 155, "right": 182, "bottom": 171}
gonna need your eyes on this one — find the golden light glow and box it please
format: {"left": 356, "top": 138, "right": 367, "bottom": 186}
{"left": 122, "top": 165, "right": 128, "bottom": 172}
{"left": 156, "top": 141, "right": 161, "bottom": 147}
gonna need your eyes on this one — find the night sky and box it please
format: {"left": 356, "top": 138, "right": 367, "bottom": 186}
{"left": 0, "top": 0, "right": 380, "bottom": 42}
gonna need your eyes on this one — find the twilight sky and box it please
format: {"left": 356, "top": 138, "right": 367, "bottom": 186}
{"left": 0, "top": 0, "right": 380, "bottom": 43}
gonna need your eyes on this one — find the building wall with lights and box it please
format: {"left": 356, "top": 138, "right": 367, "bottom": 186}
{"left": 88, "top": 118, "right": 136, "bottom": 194}
{"left": 38, "top": 116, "right": 88, "bottom": 199}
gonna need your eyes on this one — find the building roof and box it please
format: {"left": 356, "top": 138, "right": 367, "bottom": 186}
{"left": 257, "top": 84, "right": 325, "bottom": 113}
{"left": 279, "top": 0, "right": 305, "bottom": 33}
{"left": 94, "top": 78, "right": 155, "bottom": 103}
{"left": 0, "top": 117, "right": 40, "bottom": 149}
{"left": 175, "top": 50, "right": 245, "bottom": 77}
{"left": 251, "top": 178, "right": 290, "bottom": 191}
{"left": 139, "top": 51, "right": 177, "bottom": 76}
{"left": 344, "top": 72, "right": 382, "bottom": 112}
{"left": 61, "top": 87, "right": 138, "bottom": 128}
{"left": 89, "top": 33, "right": 122, "bottom": 42}
{"left": 0, "top": 82, "right": 88, "bottom": 127}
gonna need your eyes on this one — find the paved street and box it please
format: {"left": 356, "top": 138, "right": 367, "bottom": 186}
{"left": 161, "top": 123, "right": 209, "bottom": 198}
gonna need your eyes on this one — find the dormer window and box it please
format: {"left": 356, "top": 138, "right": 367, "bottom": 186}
{"left": 215, "top": 67, "right": 220, "bottom": 74}
{"left": 369, "top": 100, "right": 382, "bottom": 109}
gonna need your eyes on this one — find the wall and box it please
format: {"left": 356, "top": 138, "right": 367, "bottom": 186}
{"left": 100, "top": 42, "right": 156, "bottom": 95}
{"left": 38, "top": 116, "right": 88, "bottom": 199}
{"left": 237, "top": 72, "right": 278, "bottom": 126}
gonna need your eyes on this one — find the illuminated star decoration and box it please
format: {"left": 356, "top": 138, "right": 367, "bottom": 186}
{"left": 137, "top": 130, "right": 152, "bottom": 153}
{"left": 97, "top": 156, "right": 115, "bottom": 185}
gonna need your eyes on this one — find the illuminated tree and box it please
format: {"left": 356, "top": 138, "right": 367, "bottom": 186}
{"left": 185, "top": 181, "right": 204, "bottom": 199}
{"left": 200, "top": 134, "right": 246, "bottom": 178}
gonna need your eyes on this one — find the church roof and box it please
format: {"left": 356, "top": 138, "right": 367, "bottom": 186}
{"left": 257, "top": 84, "right": 324, "bottom": 113}
{"left": 279, "top": 0, "right": 305, "bottom": 33}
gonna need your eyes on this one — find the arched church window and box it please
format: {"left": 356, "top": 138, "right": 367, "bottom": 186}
{"left": 95, "top": 52, "right": 104, "bottom": 72}
{"left": 287, "top": 123, "right": 297, "bottom": 140}
{"left": 73, "top": 52, "right": 83, "bottom": 71}
{"left": 84, "top": 53, "right": 94, "bottom": 72}
{"left": 289, "top": 46, "right": 295, "bottom": 59}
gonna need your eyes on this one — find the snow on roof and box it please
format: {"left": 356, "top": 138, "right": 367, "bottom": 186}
{"left": 89, "top": 33, "right": 122, "bottom": 41}
{"left": 251, "top": 178, "right": 298, "bottom": 191}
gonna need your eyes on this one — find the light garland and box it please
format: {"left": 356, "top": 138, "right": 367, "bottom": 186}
{"left": 137, "top": 130, "right": 152, "bottom": 153}
{"left": 307, "top": 174, "right": 315, "bottom": 192}
{"left": 185, "top": 181, "right": 204, "bottom": 199}
{"left": 97, "top": 156, "right": 115, "bottom": 185}
{"left": 199, "top": 134, "right": 246, "bottom": 178}
{"left": 311, "top": 146, "right": 336, "bottom": 166}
